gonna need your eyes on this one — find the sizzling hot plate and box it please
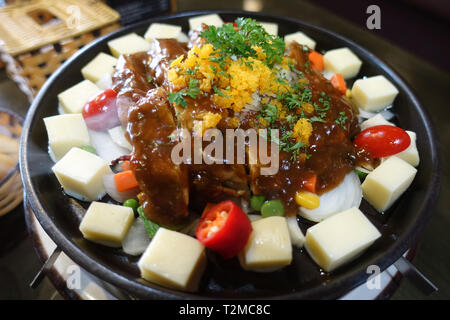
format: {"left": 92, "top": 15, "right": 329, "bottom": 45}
{"left": 20, "top": 10, "right": 440, "bottom": 299}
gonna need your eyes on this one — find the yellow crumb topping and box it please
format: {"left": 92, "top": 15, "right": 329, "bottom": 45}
{"left": 293, "top": 118, "right": 313, "bottom": 145}
{"left": 192, "top": 112, "right": 222, "bottom": 137}
{"left": 202, "top": 112, "right": 222, "bottom": 128}
{"left": 168, "top": 44, "right": 293, "bottom": 113}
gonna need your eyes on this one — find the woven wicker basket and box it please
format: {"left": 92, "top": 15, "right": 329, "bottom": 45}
{"left": 0, "top": 109, "right": 22, "bottom": 217}
{"left": 0, "top": 0, "right": 121, "bottom": 101}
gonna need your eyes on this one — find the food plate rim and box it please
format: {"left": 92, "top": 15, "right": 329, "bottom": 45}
{"left": 19, "top": 10, "right": 441, "bottom": 300}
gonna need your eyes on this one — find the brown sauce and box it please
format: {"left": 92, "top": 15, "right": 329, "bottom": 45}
{"left": 112, "top": 37, "right": 373, "bottom": 224}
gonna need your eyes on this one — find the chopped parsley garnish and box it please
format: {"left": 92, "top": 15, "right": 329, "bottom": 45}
{"left": 275, "top": 76, "right": 289, "bottom": 86}
{"left": 186, "top": 64, "right": 200, "bottom": 75}
{"left": 147, "top": 75, "right": 154, "bottom": 83}
{"left": 200, "top": 18, "right": 285, "bottom": 69}
{"left": 137, "top": 206, "right": 160, "bottom": 238}
{"left": 304, "top": 60, "right": 310, "bottom": 70}
{"left": 260, "top": 103, "right": 278, "bottom": 124}
{"left": 270, "top": 128, "right": 307, "bottom": 162}
{"left": 310, "top": 116, "right": 326, "bottom": 123}
{"left": 168, "top": 78, "right": 201, "bottom": 107}
{"left": 285, "top": 114, "right": 298, "bottom": 124}
{"left": 213, "top": 85, "right": 230, "bottom": 98}
{"left": 335, "top": 111, "right": 348, "bottom": 129}
{"left": 278, "top": 87, "right": 313, "bottom": 113}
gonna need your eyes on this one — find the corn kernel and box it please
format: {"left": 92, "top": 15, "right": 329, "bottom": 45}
{"left": 346, "top": 89, "right": 352, "bottom": 98}
{"left": 295, "top": 191, "right": 320, "bottom": 209}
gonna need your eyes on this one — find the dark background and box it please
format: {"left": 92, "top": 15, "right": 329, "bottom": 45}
{"left": 310, "top": 0, "right": 450, "bottom": 73}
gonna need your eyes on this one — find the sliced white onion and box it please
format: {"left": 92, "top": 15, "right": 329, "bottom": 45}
{"left": 358, "top": 107, "right": 395, "bottom": 120}
{"left": 240, "top": 198, "right": 251, "bottom": 214}
{"left": 102, "top": 173, "right": 138, "bottom": 203}
{"left": 358, "top": 108, "right": 377, "bottom": 119}
{"left": 299, "top": 171, "right": 362, "bottom": 222}
{"left": 343, "top": 171, "right": 362, "bottom": 211}
{"left": 108, "top": 126, "right": 132, "bottom": 151}
{"left": 380, "top": 109, "right": 395, "bottom": 120}
{"left": 122, "top": 218, "right": 151, "bottom": 256}
{"left": 286, "top": 217, "right": 305, "bottom": 248}
{"left": 355, "top": 166, "right": 371, "bottom": 174}
{"left": 96, "top": 73, "right": 113, "bottom": 90}
{"left": 88, "top": 129, "right": 130, "bottom": 164}
{"left": 360, "top": 113, "right": 395, "bottom": 131}
{"left": 247, "top": 214, "right": 262, "bottom": 222}
{"left": 322, "top": 69, "right": 335, "bottom": 80}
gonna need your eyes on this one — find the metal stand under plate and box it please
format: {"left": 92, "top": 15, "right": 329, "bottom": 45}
{"left": 394, "top": 256, "right": 438, "bottom": 295}
{"left": 28, "top": 247, "right": 438, "bottom": 298}
{"left": 29, "top": 246, "right": 61, "bottom": 289}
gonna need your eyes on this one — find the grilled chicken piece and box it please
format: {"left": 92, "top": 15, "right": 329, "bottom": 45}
{"left": 113, "top": 52, "right": 155, "bottom": 128}
{"left": 112, "top": 36, "right": 248, "bottom": 222}
{"left": 148, "top": 38, "right": 187, "bottom": 88}
{"left": 113, "top": 39, "right": 187, "bottom": 128}
{"left": 127, "top": 87, "right": 189, "bottom": 227}
{"left": 189, "top": 162, "right": 249, "bottom": 210}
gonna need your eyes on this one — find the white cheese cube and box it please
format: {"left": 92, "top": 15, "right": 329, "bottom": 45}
{"left": 95, "top": 73, "right": 113, "bottom": 90}
{"left": 362, "top": 156, "right": 417, "bottom": 212}
{"left": 323, "top": 48, "right": 362, "bottom": 79}
{"left": 177, "top": 32, "right": 189, "bottom": 43}
{"left": 81, "top": 52, "right": 117, "bottom": 83}
{"left": 259, "top": 22, "right": 278, "bottom": 36}
{"left": 389, "top": 131, "right": 419, "bottom": 167}
{"left": 360, "top": 113, "right": 395, "bottom": 131}
{"left": 44, "top": 114, "right": 90, "bottom": 161}
{"left": 108, "top": 33, "right": 151, "bottom": 58}
{"left": 351, "top": 75, "right": 399, "bottom": 112}
{"left": 138, "top": 228, "right": 207, "bottom": 292}
{"left": 239, "top": 216, "right": 292, "bottom": 272}
{"left": 57, "top": 80, "right": 101, "bottom": 114}
{"left": 305, "top": 207, "right": 381, "bottom": 272}
{"left": 79, "top": 202, "right": 134, "bottom": 247}
{"left": 144, "top": 23, "right": 182, "bottom": 41}
{"left": 52, "top": 147, "right": 112, "bottom": 201}
{"left": 188, "top": 14, "right": 224, "bottom": 30}
{"left": 284, "top": 31, "right": 316, "bottom": 50}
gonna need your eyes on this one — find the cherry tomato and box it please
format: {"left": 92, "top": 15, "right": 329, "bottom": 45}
{"left": 196, "top": 200, "right": 252, "bottom": 259}
{"left": 354, "top": 125, "right": 411, "bottom": 158}
{"left": 82, "top": 89, "right": 119, "bottom": 131}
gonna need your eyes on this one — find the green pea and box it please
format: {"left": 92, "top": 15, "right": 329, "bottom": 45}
{"left": 123, "top": 198, "right": 139, "bottom": 213}
{"left": 261, "top": 200, "right": 284, "bottom": 218}
{"left": 79, "top": 145, "right": 97, "bottom": 155}
{"left": 250, "top": 195, "right": 266, "bottom": 211}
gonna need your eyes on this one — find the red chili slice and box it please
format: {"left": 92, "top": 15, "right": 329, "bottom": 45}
{"left": 195, "top": 200, "right": 252, "bottom": 259}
